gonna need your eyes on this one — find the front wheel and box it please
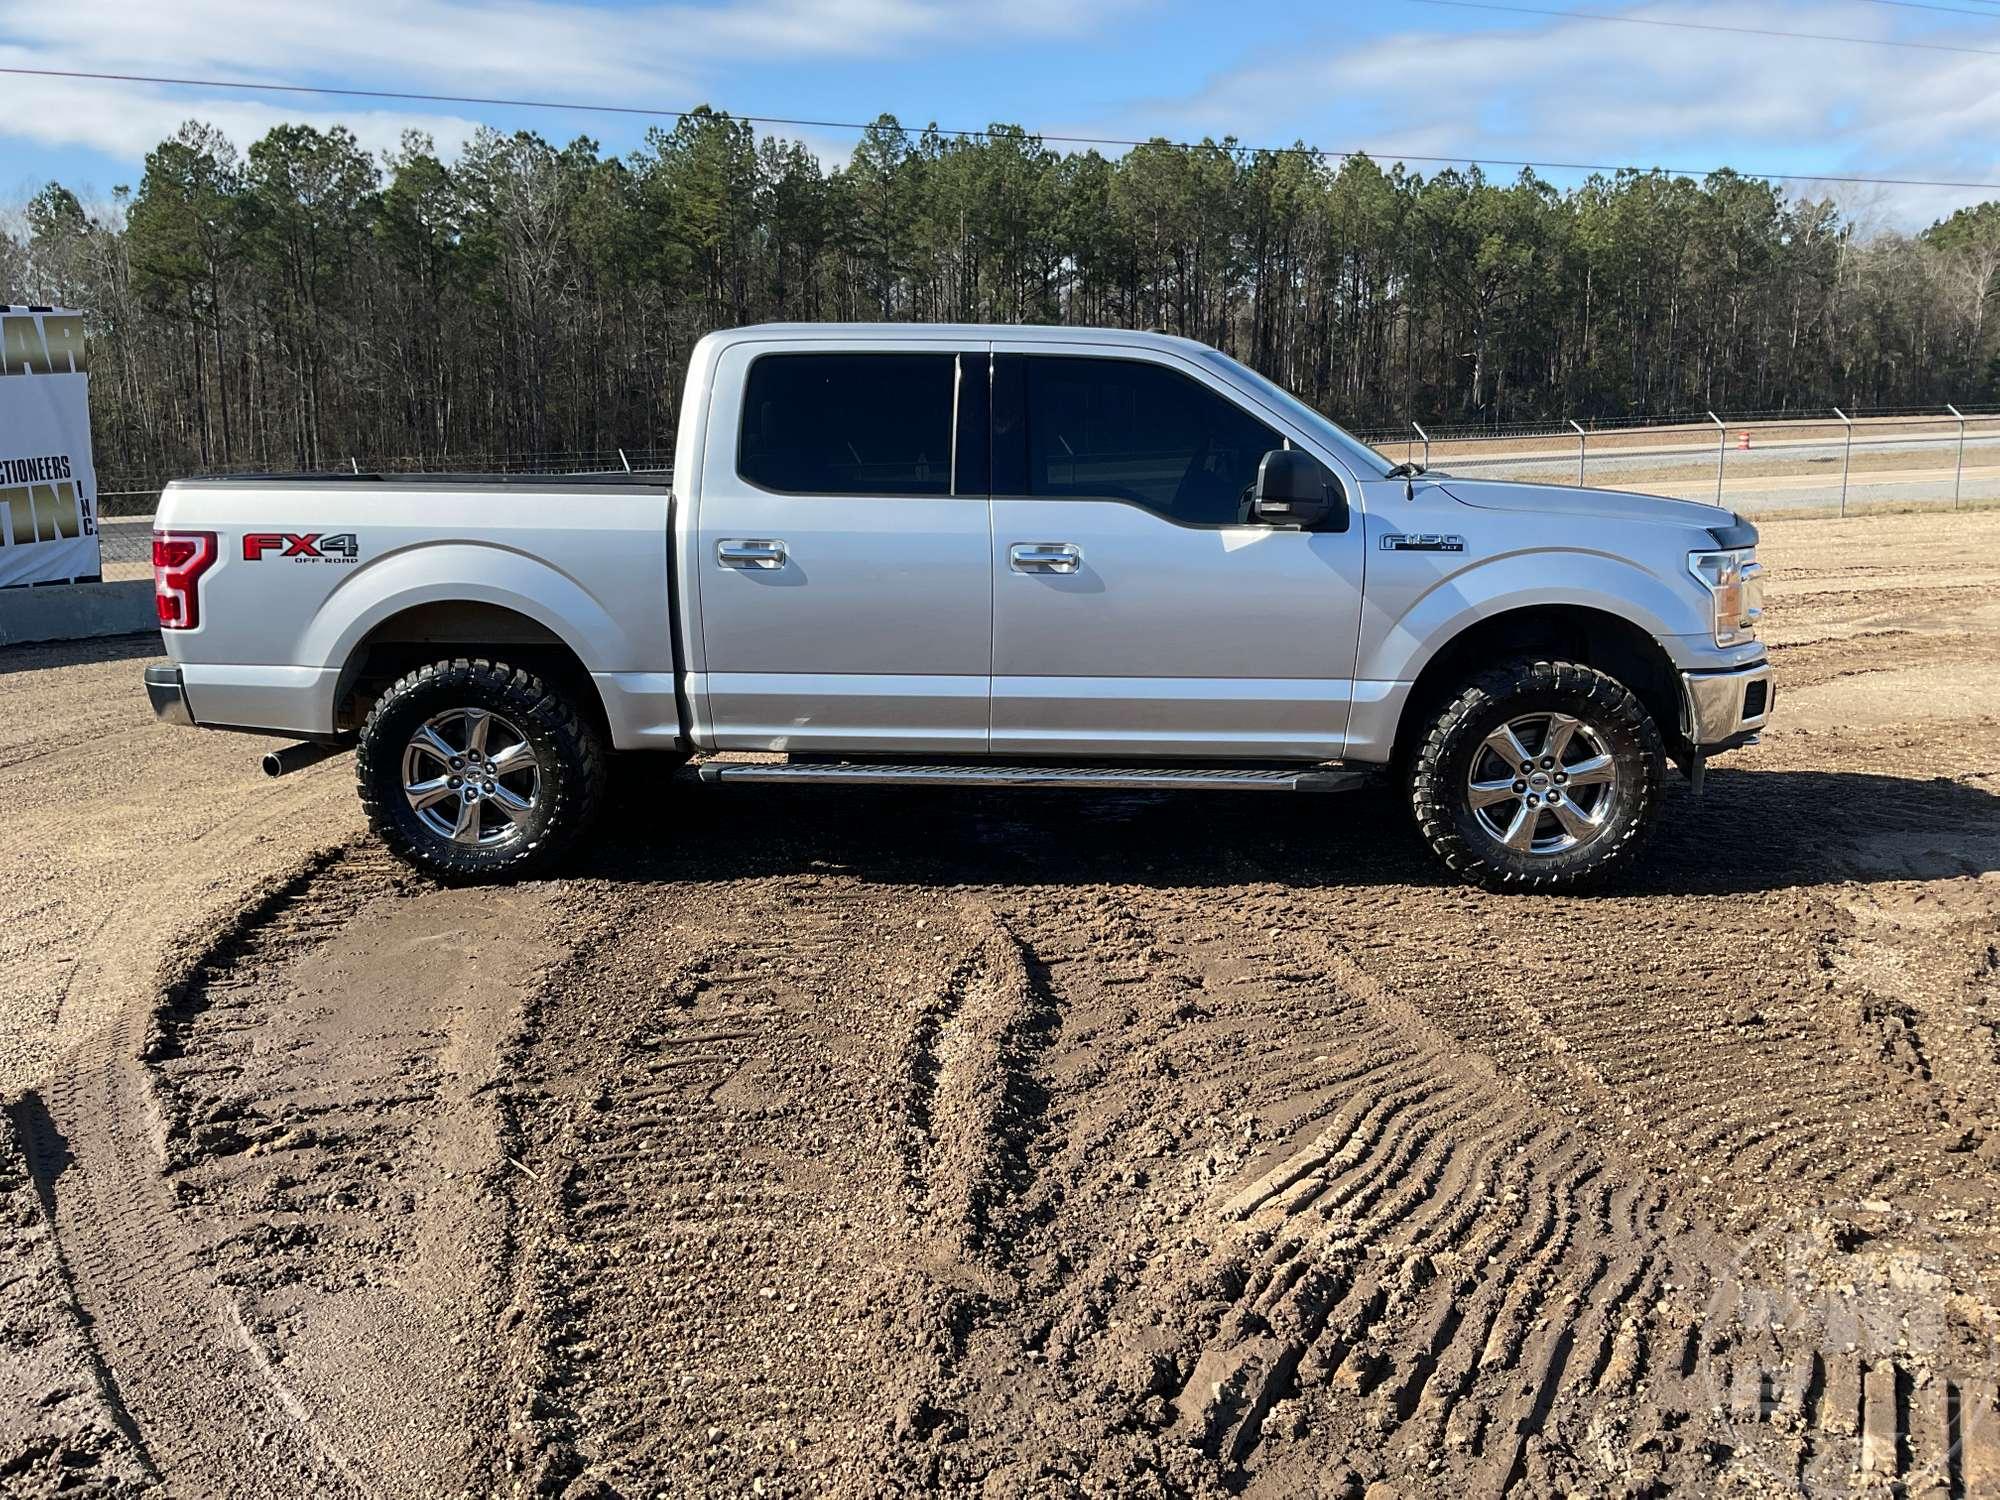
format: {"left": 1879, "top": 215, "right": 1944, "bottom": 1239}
{"left": 1408, "top": 659, "right": 1665, "bottom": 890}
{"left": 356, "top": 657, "right": 606, "bottom": 880}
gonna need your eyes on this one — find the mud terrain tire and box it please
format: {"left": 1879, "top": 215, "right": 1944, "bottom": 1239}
{"left": 1410, "top": 659, "right": 1665, "bottom": 891}
{"left": 357, "top": 657, "right": 605, "bottom": 880}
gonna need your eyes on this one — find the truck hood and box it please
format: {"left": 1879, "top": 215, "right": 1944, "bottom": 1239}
{"left": 1436, "top": 476, "right": 1738, "bottom": 535}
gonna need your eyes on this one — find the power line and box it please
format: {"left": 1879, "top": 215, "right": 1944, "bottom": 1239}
{"left": 1845, "top": 0, "right": 2000, "bottom": 16}
{"left": 2, "top": 62, "right": 1999, "bottom": 192}
{"left": 1409, "top": 0, "right": 2000, "bottom": 54}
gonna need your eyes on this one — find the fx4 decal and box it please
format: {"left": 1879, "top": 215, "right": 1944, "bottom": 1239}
{"left": 243, "top": 532, "right": 359, "bottom": 562}
{"left": 1380, "top": 533, "right": 1466, "bottom": 553}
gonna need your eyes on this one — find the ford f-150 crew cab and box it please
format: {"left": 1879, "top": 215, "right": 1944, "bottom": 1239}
{"left": 144, "top": 323, "right": 1772, "bottom": 889}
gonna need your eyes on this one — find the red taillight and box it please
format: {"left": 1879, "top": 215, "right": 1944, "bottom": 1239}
{"left": 153, "top": 530, "right": 217, "bottom": 630}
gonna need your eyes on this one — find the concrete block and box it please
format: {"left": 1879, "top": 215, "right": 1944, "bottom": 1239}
{"left": 0, "top": 579, "right": 157, "bottom": 646}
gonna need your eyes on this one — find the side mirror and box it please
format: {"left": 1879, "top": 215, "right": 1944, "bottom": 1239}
{"left": 1251, "top": 449, "right": 1348, "bottom": 532}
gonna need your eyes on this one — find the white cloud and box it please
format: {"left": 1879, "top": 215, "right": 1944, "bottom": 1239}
{"left": 1103, "top": 1, "right": 2000, "bottom": 225}
{"left": 0, "top": 0, "right": 1147, "bottom": 171}
{"left": 0, "top": 0, "right": 1134, "bottom": 106}
{"left": 0, "top": 54, "right": 483, "bottom": 172}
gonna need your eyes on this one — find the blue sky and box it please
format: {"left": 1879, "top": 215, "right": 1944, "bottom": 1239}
{"left": 3, "top": 0, "right": 1996, "bottom": 227}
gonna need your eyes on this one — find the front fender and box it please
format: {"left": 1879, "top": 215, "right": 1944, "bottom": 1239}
{"left": 1355, "top": 544, "right": 1704, "bottom": 687}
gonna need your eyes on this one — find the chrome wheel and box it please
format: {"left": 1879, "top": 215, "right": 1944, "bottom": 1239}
{"left": 401, "top": 708, "right": 541, "bottom": 847}
{"left": 1465, "top": 711, "right": 1619, "bottom": 856}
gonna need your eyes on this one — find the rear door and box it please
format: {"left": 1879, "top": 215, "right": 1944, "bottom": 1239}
{"left": 988, "top": 346, "right": 1366, "bottom": 758}
{"left": 695, "top": 341, "right": 992, "bottom": 753}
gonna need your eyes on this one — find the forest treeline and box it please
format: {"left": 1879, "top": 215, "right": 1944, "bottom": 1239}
{"left": 3, "top": 110, "right": 1997, "bottom": 483}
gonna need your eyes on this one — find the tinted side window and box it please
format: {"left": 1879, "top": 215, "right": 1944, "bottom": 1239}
{"left": 1017, "top": 356, "right": 1282, "bottom": 526}
{"left": 738, "top": 353, "right": 954, "bottom": 495}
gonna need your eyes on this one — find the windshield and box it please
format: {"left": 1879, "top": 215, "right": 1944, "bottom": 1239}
{"left": 1197, "top": 349, "right": 1393, "bottom": 479}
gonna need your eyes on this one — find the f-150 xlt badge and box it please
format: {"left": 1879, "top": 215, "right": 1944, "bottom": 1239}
{"left": 1381, "top": 533, "right": 1465, "bottom": 552}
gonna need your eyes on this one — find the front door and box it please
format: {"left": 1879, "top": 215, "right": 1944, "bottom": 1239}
{"left": 988, "top": 348, "right": 1366, "bottom": 759}
{"left": 696, "top": 342, "right": 992, "bottom": 753}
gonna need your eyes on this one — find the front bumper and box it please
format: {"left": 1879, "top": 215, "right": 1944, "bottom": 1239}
{"left": 1680, "top": 658, "right": 1773, "bottom": 749}
{"left": 144, "top": 665, "right": 195, "bottom": 727}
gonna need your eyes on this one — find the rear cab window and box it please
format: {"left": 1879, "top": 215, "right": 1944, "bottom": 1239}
{"left": 737, "top": 352, "right": 956, "bottom": 496}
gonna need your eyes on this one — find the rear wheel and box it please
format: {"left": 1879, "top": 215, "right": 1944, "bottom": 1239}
{"left": 356, "top": 657, "right": 605, "bottom": 880}
{"left": 1409, "top": 659, "right": 1665, "bottom": 890}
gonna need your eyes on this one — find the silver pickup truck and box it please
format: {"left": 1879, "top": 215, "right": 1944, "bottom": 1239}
{"left": 145, "top": 323, "right": 1771, "bottom": 889}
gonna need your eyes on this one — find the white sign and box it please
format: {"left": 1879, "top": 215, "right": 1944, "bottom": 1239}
{"left": 0, "top": 308, "right": 101, "bottom": 587}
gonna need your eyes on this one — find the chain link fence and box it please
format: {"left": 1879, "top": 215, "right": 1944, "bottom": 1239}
{"left": 1354, "top": 404, "right": 2000, "bottom": 517}
{"left": 87, "top": 406, "right": 2000, "bottom": 581}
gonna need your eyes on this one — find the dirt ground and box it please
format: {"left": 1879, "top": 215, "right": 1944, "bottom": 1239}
{"left": 3, "top": 511, "right": 1999, "bottom": 1498}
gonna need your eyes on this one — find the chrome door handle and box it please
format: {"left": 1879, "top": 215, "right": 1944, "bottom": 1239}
{"left": 1009, "top": 542, "right": 1081, "bottom": 575}
{"left": 718, "top": 539, "right": 787, "bottom": 569}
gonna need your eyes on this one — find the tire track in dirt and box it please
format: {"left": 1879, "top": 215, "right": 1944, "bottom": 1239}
{"left": 4, "top": 751, "right": 360, "bottom": 1493}
{"left": 28, "top": 848, "right": 370, "bottom": 1496}
{"left": 146, "top": 846, "right": 552, "bottom": 1497}
{"left": 1821, "top": 879, "right": 2000, "bottom": 1154}
{"left": 492, "top": 838, "right": 1997, "bottom": 1496}
{"left": 22, "top": 842, "right": 546, "bottom": 1498}
{"left": 1278, "top": 857, "right": 1994, "bottom": 1221}
{"left": 897, "top": 908, "right": 1058, "bottom": 1263}
{"left": 188, "top": 738, "right": 1988, "bottom": 1497}
{"left": 495, "top": 873, "right": 1039, "bottom": 1495}
{"left": 992, "top": 887, "right": 1703, "bottom": 1496}
{"left": 5, "top": 637, "right": 574, "bottom": 1496}
{"left": 87, "top": 731, "right": 1996, "bottom": 1495}
{"left": 0, "top": 1098, "right": 154, "bottom": 1497}
{"left": 1000, "top": 884, "right": 1998, "bottom": 1497}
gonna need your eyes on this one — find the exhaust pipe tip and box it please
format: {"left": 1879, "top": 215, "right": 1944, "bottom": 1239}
{"left": 262, "top": 740, "right": 347, "bottom": 778}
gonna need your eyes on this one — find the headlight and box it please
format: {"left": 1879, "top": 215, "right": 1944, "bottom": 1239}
{"left": 1687, "top": 548, "right": 1764, "bottom": 647}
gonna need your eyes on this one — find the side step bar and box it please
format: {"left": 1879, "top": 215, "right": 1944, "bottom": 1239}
{"left": 696, "top": 761, "right": 1371, "bottom": 794}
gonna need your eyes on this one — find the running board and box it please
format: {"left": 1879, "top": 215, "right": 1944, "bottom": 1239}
{"left": 696, "top": 761, "right": 1370, "bottom": 793}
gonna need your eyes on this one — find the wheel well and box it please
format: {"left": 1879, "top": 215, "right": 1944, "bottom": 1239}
{"left": 1391, "top": 605, "right": 1684, "bottom": 768}
{"left": 335, "top": 601, "right": 608, "bottom": 741}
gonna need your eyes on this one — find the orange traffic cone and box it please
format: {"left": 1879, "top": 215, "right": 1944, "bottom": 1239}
{"left": 1737, "top": 431, "right": 1751, "bottom": 449}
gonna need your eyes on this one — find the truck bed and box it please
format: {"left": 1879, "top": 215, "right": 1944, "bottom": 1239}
{"left": 152, "top": 471, "right": 683, "bottom": 747}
